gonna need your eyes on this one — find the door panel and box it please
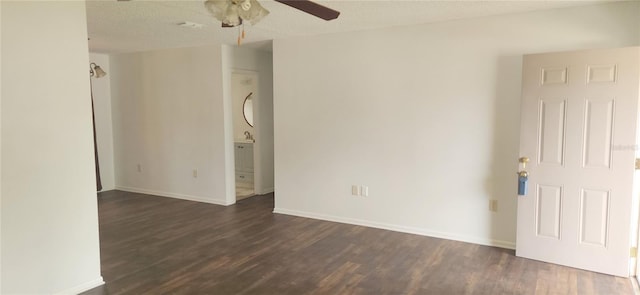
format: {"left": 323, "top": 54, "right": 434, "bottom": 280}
{"left": 579, "top": 189, "right": 609, "bottom": 247}
{"left": 536, "top": 184, "right": 562, "bottom": 239}
{"left": 582, "top": 98, "right": 614, "bottom": 168}
{"left": 538, "top": 98, "right": 567, "bottom": 166}
{"left": 517, "top": 47, "right": 640, "bottom": 277}
{"left": 588, "top": 65, "right": 617, "bottom": 84}
{"left": 542, "top": 67, "right": 568, "bottom": 85}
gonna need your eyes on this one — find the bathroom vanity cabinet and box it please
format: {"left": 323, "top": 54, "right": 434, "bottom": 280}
{"left": 234, "top": 142, "right": 254, "bottom": 185}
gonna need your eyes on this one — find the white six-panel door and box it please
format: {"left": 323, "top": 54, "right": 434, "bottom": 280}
{"left": 516, "top": 47, "right": 640, "bottom": 277}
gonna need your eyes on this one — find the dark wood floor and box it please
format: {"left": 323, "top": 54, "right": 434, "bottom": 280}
{"left": 83, "top": 190, "right": 634, "bottom": 295}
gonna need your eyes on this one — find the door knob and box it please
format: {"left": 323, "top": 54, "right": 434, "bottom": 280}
{"left": 518, "top": 157, "right": 529, "bottom": 196}
{"left": 519, "top": 157, "right": 529, "bottom": 170}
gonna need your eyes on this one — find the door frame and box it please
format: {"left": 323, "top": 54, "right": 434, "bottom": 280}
{"left": 231, "top": 69, "right": 261, "bottom": 196}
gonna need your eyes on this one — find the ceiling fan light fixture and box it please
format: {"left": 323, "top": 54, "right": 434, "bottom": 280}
{"left": 204, "top": 0, "right": 338, "bottom": 46}
{"left": 240, "top": 0, "right": 251, "bottom": 11}
{"left": 239, "top": 0, "right": 269, "bottom": 25}
{"left": 223, "top": 4, "right": 241, "bottom": 26}
{"left": 205, "top": 0, "right": 268, "bottom": 26}
{"left": 204, "top": 0, "right": 227, "bottom": 21}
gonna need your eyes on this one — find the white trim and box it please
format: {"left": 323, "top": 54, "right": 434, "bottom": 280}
{"left": 116, "top": 186, "right": 233, "bottom": 206}
{"left": 256, "top": 187, "right": 274, "bottom": 195}
{"left": 273, "top": 208, "right": 516, "bottom": 250}
{"left": 54, "top": 276, "right": 104, "bottom": 295}
{"left": 631, "top": 276, "right": 640, "bottom": 295}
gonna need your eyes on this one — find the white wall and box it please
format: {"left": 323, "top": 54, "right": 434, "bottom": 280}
{"left": 221, "top": 46, "right": 237, "bottom": 204}
{"left": 89, "top": 53, "right": 116, "bottom": 191}
{"left": 1, "top": 1, "right": 103, "bottom": 293}
{"left": 228, "top": 47, "right": 275, "bottom": 194}
{"left": 110, "top": 46, "right": 234, "bottom": 205}
{"left": 0, "top": 1, "right": 3, "bottom": 291}
{"left": 273, "top": 2, "right": 640, "bottom": 248}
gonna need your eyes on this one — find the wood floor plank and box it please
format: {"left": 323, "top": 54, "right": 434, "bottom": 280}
{"left": 82, "top": 190, "right": 635, "bottom": 295}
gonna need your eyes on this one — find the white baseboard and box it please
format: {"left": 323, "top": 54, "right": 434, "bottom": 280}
{"left": 98, "top": 185, "right": 116, "bottom": 192}
{"left": 54, "top": 276, "right": 104, "bottom": 295}
{"left": 116, "top": 186, "right": 232, "bottom": 206}
{"left": 273, "top": 208, "right": 516, "bottom": 250}
{"left": 256, "top": 187, "right": 274, "bottom": 195}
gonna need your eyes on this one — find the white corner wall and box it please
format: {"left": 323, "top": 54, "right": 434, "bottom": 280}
{"left": 228, "top": 46, "right": 275, "bottom": 194}
{"left": 221, "top": 46, "right": 237, "bottom": 204}
{"left": 1, "top": 1, "right": 103, "bottom": 293}
{"left": 0, "top": 1, "right": 3, "bottom": 291}
{"left": 110, "top": 46, "right": 233, "bottom": 205}
{"left": 273, "top": 2, "right": 640, "bottom": 248}
{"left": 89, "top": 53, "right": 116, "bottom": 191}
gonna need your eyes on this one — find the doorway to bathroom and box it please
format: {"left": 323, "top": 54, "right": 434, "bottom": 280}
{"left": 232, "top": 71, "right": 258, "bottom": 200}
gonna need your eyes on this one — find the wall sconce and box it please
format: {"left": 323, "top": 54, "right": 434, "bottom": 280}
{"left": 90, "top": 62, "right": 107, "bottom": 78}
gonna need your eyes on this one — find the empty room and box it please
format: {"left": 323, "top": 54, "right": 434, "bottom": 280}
{"left": 2, "top": 0, "right": 640, "bottom": 294}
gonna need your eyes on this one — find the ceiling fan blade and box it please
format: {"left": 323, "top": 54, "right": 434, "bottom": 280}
{"left": 274, "top": 0, "right": 340, "bottom": 21}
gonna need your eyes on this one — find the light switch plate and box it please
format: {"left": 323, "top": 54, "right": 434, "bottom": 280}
{"left": 489, "top": 200, "right": 498, "bottom": 212}
{"left": 361, "top": 186, "right": 369, "bottom": 197}
{"left": 352, "top": 185, "right": 360, "bottom": 196}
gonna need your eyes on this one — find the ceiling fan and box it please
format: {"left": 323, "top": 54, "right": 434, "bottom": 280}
{"left": 204, "top": 0, "right": 340, "bottom": 28}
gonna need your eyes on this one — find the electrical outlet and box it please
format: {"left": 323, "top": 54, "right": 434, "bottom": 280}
{"left": 489, "top": 200, "right": 498, "bottom": 212}
{"left": 193, "top": 169, "right": 198, "bottom": 178}
{"left": 351, "top": 185, "right": 360, "bottom": 196}
{"left": 137, "top": 164, "right": 142, "bottom": 173}
{"left": 361, "top": 186, "right": 369, "bottom": 197}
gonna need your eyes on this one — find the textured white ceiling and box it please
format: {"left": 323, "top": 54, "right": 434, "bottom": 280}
{"left": 86, "top": 0, "right": 620, "bottom": 53}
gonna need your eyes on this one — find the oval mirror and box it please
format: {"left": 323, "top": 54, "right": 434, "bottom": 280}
{"left": 243, "top": 92, "right": 254, "bottom": 127}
